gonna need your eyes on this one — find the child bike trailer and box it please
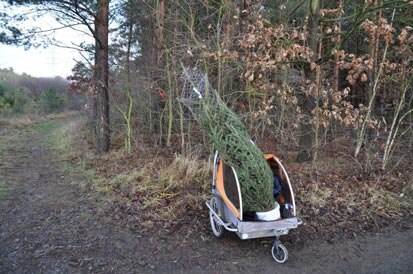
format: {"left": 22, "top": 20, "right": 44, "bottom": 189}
{"left": 206, "top": 152, "right": 302, "bottom": 263}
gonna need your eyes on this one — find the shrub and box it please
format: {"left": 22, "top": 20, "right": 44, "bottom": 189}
{"left": 0, "top": 88, "right": 30, "bottom": 114}
{"left": 40, "top": 88, "right": 67, "bottom": 114}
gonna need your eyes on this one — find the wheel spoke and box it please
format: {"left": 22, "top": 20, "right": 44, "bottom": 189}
{"left": 209, "top": 197, "right": 224, "bottom": 238}
{"left": 272, "top": 244, "right": 288, "bottom": 263}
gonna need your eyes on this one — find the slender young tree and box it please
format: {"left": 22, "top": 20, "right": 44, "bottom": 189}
{"left": 110, "top": 0, "right": 138, "bottom": 153}
{"left": 296, "top": 0, "right": 320, "bottom": 163}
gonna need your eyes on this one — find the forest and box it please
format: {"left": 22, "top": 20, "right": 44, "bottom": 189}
{"left": 0, "top": 0, "right": 412, "bottom": 272}
{"left": 0, "top": 68, "right": 82, "bottom": 115}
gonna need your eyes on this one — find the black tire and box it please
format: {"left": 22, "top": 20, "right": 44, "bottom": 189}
{"left": 271, "top": 244, "right": 288, "bottom": 263}
{"left": 209, "top": 197, "right": 224, "bottom": 238}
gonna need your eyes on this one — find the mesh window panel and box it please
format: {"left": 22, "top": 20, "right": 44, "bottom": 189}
{"left": 223, "top": 163, "right": 240, "bottom": 209}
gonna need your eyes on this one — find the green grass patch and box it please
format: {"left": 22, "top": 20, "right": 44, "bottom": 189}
{"left": 63, "top": 161, "right": 96, "bottom": 182}
{"left": 0, "top": 181, "right": 9, "bottom": 202}
{"left": 0, "top": 138, "right": 7, "bottom": 153}
{"left": 49, "top": 115, "right": 88, "bottom": 156}
{"left": 31, "top": 120, "right": 62, "bottom": 134}
{"left": 46, "top": 114, "right": 97, "bottom": 190}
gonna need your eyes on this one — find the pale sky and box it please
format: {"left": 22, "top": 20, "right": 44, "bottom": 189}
{"left": 0, "top": 3, "right": 93, "bottom": 78}
{"left": 0, "top": 44, "right": 82, "bottom": 78}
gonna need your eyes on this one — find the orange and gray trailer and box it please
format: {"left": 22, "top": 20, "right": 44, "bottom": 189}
{"left": 206, "top": 152, "right": 302, "bottom": 263}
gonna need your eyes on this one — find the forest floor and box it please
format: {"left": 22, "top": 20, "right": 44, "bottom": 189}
{"left": 0, "top": 115, "right": 413, "bottom": 273}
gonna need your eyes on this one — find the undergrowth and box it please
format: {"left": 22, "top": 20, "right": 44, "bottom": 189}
{"left": 293, "top": 158, "right": 412, "bottom": 238}
{"left": 93, "top": 151, "right": 212, "bottom": 227}
{"left": 73, "top": 121, "right": 412, "bottom": 235}
{"left": 23, "top": 112, "right": 411, "bottom": 237}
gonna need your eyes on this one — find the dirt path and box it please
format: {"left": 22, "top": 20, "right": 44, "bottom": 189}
{"left": 1, "top": 120, "right": 412, "bottom": 274}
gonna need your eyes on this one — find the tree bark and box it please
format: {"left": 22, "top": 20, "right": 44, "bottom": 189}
{"left": 155, "top": 0, "right": 165, "bottom": 68}
{"left": 152, "top": 0, "right": 166, "bottom": 143}
{"left": 333, "top": 0, "right": 343, "bottom": 93}
{"left": 124, "top": 0, "right": 134, "bottom": 153}
{"left": 93, "top": 0, "right": 110, "bottom": 154}
{"left": 223, "top": 0, "right": 234, "bottom": 50}
{"left": 296, "top": 0, "right": 320, "bottom": 163}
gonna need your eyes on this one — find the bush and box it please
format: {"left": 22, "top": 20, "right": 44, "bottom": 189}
{"left": 40, "top": 88, "right": 67, "bottom": 114}
{"left": 0, "top": 83, "right": 7, "bottom": 97}
{"left": 0, "top": 88, "right": 30, "bottom": 114}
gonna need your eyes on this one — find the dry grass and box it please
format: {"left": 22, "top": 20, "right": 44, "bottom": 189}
{"left": 402, "top": 181, "right": 413, "bottom": 199}
{"left": 52, "top": 116, "right": 88, "bottom": 156}
{"left": 300, "top": 184, "right": 332, "bottom": 209}
{"left": 366, "top": 186, "right": 402, "bottom": 214}
{"left": 53, "top": 119, "right": 411, "bottom": 235}
{"left": 0, "top": 115, "right": 38, "bottom": 128}
{"left": 292, "top": 156, "right": 412, "bottom": 239}
{"left": 94, "top": 150, "right": 212, "bottom": 223}
{"left": 89, "top": 142, "right": 413, "bottom": 234}
{"left": 0, "top": 112, "right": 78, "bottom": 129}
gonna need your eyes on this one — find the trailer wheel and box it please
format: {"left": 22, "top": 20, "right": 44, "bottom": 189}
{"left": 209, "top": 197, "right": 224, "bottom": 238}
{"left": 271, "top": 244, "right": 288, "bottom": 263}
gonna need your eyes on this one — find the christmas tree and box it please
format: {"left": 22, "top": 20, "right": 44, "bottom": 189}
{"left": 181, "top": 67, "right": 275, "bottom": 212}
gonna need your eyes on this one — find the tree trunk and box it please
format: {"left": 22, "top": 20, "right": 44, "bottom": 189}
{"left": 333, "top": 0, "right": 343, "bottom": 93}
{"left": 124, "top": 0, "right": 134, "bottom": 153}
{"left": 149, "top": 0, "right": 166, "bottom": 143}
{"left": 296, "top": 0, "right": 320, "bottom": 163}
{"left": 93, "top": 0, "right": 110, "bottom": 154}
{"left": 223, "top": 0, "right": 234, "bottom": 51}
